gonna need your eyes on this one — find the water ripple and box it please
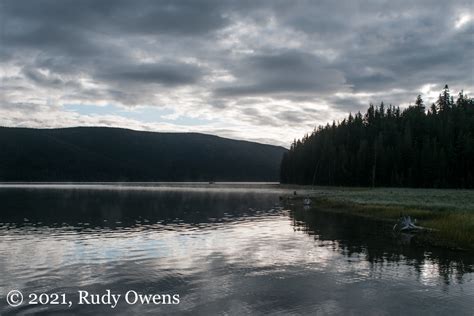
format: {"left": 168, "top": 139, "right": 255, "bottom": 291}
{"left": 0, "top": 186, "right": 472, "bottom": 315}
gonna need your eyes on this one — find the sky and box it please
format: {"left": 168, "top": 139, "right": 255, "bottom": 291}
{"left": 0, "top": 0, "right": 473, "bottom": 147}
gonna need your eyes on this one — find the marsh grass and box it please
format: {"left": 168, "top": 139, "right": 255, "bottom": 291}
{"left": 288, "top": 187, "right": 474, "bottom": 250}
{"left": 423, "top": 212, "right": 474, "bottom": 249}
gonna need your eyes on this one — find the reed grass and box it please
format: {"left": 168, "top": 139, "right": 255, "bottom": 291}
{"left": 286, "top": 187, "right": 474, "bottom": 250}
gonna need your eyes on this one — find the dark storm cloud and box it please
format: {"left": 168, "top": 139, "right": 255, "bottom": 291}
{"left": 265, "top": 0, "right": 473, "bottom": 95}
{"left": 22, "top": 67, "right": 78, "bottom": 88}
{"left": 3, "top": 0, "right": 471, "bottom": 95}
{"left": 113, "top": 0, "right": 230, "bottom": 35}
{"left": 1, "top": 0, "right": 109, "bottom": 57}
{"left": 275, "top": 110, "right": 309, "bottom": 124}
{"left": 0, "top": 0, "right": 228, "bottom": 74}
{"left": 0, "top": 0, "right": 231, "bottom": 110}
{"left": 97, "top": 62, "right": 204, "bottom": 86}
{"left": 337, "top": 22, "right": 474, "bottom": 92}
{"left": 1, "top": 0, "right": 230, "bottom": 38}
{"left": 214, "top": 51, "right": 348, "bottom": 97}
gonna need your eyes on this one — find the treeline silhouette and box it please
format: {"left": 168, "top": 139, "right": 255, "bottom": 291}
{"left": 0, "top": 127, "right": 286, "bottom": 182}
{"left": 280, "top": 85, "right": 474, "bottom": 188}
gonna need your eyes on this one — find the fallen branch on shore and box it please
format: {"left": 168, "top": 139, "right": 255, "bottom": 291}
{"left": 393, "top": 216, "right": 429, "bottom": 232}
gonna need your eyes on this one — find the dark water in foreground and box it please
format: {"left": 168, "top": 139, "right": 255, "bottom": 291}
{"left": 0, "top": 184, "right": 472, "bottom": 315}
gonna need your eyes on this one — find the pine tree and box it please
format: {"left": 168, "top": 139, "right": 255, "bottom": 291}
{"left": 280, "top": 86, "right": 473, "bottom": 188}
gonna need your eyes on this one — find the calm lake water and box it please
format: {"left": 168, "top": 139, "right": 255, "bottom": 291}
{"left": 0, "top": 183, "right": 473, "bottom": 315}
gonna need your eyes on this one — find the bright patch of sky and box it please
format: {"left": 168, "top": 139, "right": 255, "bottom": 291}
{"left": 64, "top": 104, "right": 214, "bottom": 126}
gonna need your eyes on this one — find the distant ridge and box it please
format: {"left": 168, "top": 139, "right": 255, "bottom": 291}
{"left": 0, "top": 127, "right": 287, "bottom": 182}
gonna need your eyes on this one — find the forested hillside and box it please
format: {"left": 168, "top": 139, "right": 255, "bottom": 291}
{"left": 0, "top": 127, "right": 286, "bottom": 182}
{"left": 280, "top": 86, "right": 474, "bottom": 188}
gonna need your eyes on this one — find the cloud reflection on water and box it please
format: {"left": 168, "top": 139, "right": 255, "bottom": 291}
{"left": 0, "top": 185, "right": 472, "bottom": 315}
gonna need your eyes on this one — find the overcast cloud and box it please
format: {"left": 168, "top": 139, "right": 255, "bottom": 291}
{"left": 0, "top": 0, "right": 472, "bottom": 147}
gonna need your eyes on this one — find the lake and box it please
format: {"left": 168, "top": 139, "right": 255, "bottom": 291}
{"left": 0, "top": 183, "right": 472, "bottom": 315}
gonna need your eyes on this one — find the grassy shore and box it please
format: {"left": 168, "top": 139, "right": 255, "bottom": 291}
{"left": 285, "top": 187, "right": 474, "bottom": 250}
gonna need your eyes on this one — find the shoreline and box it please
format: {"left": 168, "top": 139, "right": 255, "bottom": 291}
{"left": 284, "top": 189, "right": 474, "bottom": 251}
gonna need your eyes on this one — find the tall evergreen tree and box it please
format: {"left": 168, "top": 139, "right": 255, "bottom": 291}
{"left": 281, "top": 86, "right": 474, "bottom": 188}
